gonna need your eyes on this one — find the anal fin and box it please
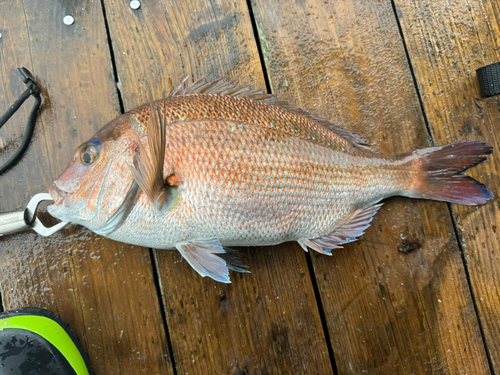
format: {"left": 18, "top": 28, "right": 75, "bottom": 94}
{"left": 176, "top": 238, "right": 249, "bottom": 283}
{"left": 298, "top": 204, "right": 383, "bottom": 255}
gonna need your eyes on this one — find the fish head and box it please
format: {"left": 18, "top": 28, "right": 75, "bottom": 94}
{"left": 48, "top": 115, "right": 141, "bottom": 231}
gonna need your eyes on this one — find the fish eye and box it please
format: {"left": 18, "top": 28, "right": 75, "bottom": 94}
{"left": 80, "top": 144, "right": 99, "bottom": 165}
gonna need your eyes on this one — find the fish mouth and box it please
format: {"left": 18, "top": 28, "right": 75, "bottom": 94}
{"left": 49, "top": 184, "right": 69, "bottom": 206}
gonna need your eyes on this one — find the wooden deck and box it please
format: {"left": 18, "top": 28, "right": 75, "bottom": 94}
{"left": 0, "top": 0, "right": 499, "bottom": 373}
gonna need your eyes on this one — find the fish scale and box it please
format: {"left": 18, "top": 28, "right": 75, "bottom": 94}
{"left": 108, "top": 117, "right": 401, "bottom": 249}
{"left": 135, "top": 94, "right": 355, "bottom": 153}
{"left": 48, "top": 77, "right": 493, "bottom": 283}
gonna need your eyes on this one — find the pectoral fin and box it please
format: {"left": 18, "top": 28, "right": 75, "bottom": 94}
{"left": 130, "top": 91, "right": 168, "bottom": 210}
{"left": 176, "top": 238, "right": 249, "bottom": 283}
{"left": 298, "top": 204, "right": 383, "bottom": 255}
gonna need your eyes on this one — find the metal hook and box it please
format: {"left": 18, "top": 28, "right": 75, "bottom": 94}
{"left": 0, "top": 194, "right": 68, "bottom": 237}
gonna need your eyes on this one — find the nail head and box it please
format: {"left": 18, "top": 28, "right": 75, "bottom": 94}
{"left": 130, "top": 0, "right": 141, "bottom": 10}
{"left": 63, "top": 15, "right": 75, "bottom": 25}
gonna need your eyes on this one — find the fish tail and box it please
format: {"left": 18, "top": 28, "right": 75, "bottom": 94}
{"left": 406, "top": 141, "right": 493, "bottom": 205}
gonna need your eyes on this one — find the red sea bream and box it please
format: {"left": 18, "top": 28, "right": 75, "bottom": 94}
{"left": 48, "top": 77, "right": 493, "bottom": 283}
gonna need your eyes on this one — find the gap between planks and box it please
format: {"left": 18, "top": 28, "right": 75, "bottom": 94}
{"left": 389, "top": 0, "right": 495, "bottom": 373}
{"left": 150, "top": 248, "right": 179, "bottom": 375}
{"left": 93, "top": 0, "right": 493, "bottom": 373}
{"left": 99, "top": 0, "right": 178, "bottom": 372}
{"left": 245, "top": 0, "right": 340, "bottom": 372}
{"left": 100, "top": 0, "right": 125, "bottom": 114}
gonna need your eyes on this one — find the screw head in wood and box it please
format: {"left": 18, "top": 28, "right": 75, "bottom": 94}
{"left": 63, "top": 15, "right": 75, "bottom": 25}
{"left": 130, "top": 0, "right": 141, "bottom": 10}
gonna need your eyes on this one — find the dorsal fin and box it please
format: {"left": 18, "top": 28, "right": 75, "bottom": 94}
{"left": 168, "top": 76, "right": 371, "bottom": 147}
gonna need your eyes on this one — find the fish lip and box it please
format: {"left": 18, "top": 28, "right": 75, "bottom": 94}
{"left": 49, "top": 183, "right": 69, "bottom": 206}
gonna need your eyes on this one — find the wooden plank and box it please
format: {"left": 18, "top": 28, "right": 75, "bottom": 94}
{"left": 394, "top": 0, "right": 500, "bottom": 370}
{"left": 0, "top": 1, "right": 173, "bottom": 374}
{"left": 250, "top": 0, "right": 491, "bottom": 373}
{"left": 103, "top": 0, "right": 334, "bottom": 373}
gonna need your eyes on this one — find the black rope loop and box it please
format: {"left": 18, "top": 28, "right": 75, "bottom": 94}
{"left": 0, "top": 67, "right": 42, "bottom": 176}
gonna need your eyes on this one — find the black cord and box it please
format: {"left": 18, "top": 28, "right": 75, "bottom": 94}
{"left": 0, "top": 68, "right": 42, "bottom": 176}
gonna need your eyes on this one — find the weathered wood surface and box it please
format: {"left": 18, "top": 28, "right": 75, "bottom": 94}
{"left": 395, "top": 0, "right": 500, "bottom": 371}
{"left": 0, "top": 1, "right": 173, "bottom": 374}
{"left": 251, "top": 0, "right": 491, "bottom": 373}
{"left": 102, "top": 0, "right": 333, "bottom": 374}
{"left": 0, "top": 0, "right": 499, "bottom": 374}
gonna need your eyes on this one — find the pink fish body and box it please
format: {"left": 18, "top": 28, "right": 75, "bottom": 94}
{"left": 48, "top": 77, "right": 493, "bottom": 282}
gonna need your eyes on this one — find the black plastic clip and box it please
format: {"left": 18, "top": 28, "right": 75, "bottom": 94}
{"left": 0, "top": 67, "right": 42, "bottom": 175}
{"left": 476, "top": 62, "right": 500, "bottom": 98}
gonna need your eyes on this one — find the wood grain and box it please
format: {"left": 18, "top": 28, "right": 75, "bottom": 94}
{"left": 103, "top": 0, "right": 333, "bottom": 374}
{"left": 2, "top": 0, "right": 497, "bottom": 373}
{"left": 250, "top": 0, "right": 491, "bottom": 373}
{"left": 0, "top": 1, "right": 173, "bottom": 373}
{"left": 394, "top": 0, "right": 500, "bottom": 371}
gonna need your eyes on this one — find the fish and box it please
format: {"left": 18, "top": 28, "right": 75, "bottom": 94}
{"left": 48, "top": 76, "right": 493, "bottom": 283}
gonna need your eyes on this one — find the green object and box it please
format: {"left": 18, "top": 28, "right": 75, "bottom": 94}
{"left": 0, "top": 307, "right": 94, "bottom": 375}
{"left": 0, "top": 315, "right": 89, "bottom": 375}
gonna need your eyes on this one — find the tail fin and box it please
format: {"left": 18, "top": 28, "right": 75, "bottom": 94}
{"left": 410, "top": 141, "right": 493, "bottom": 205}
